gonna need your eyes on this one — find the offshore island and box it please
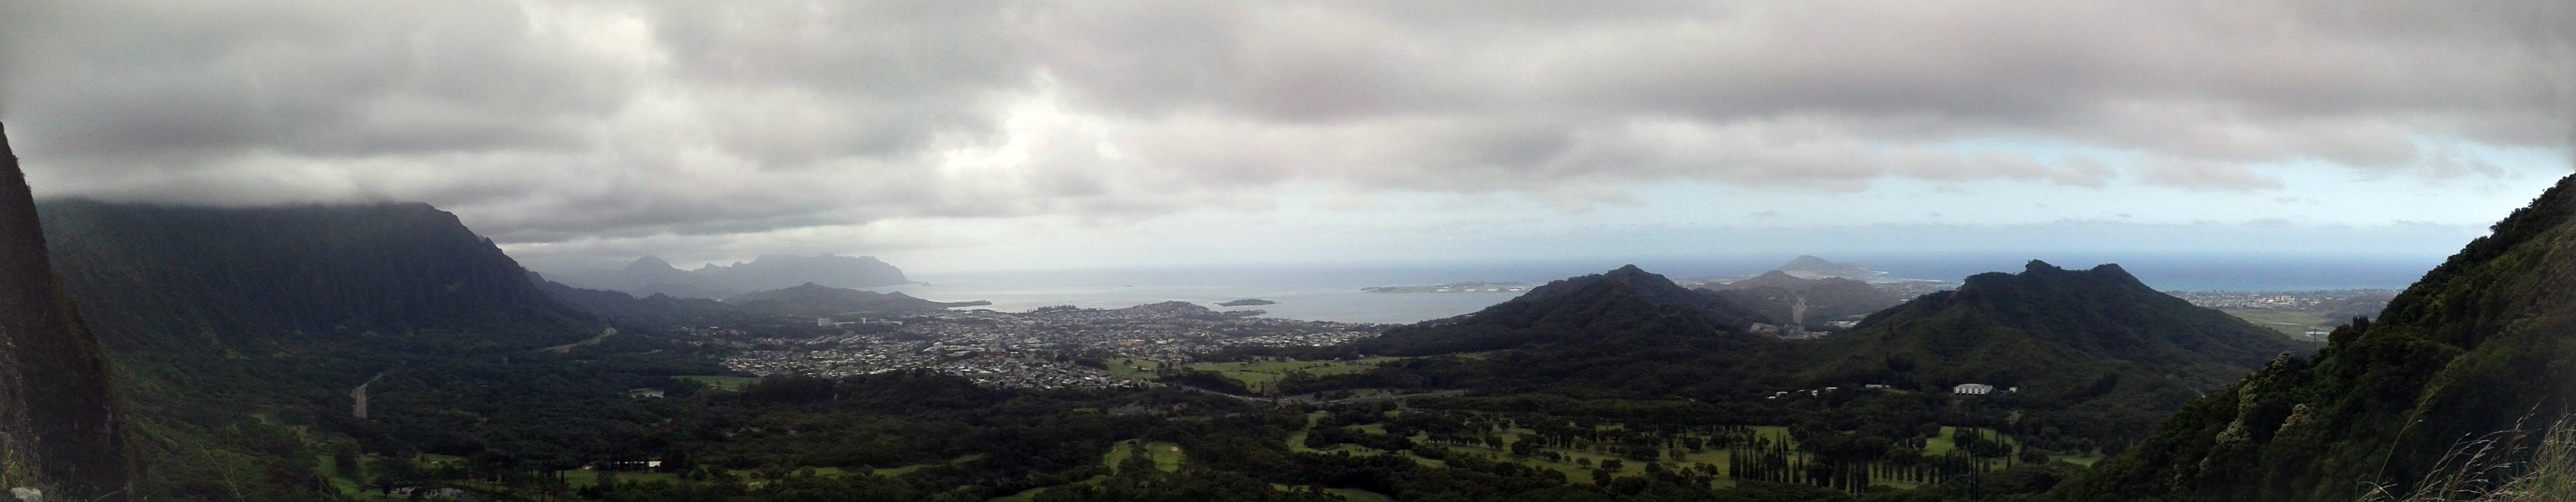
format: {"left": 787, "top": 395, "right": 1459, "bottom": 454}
{"left": 1361, "top": 281, "right": 1531, "bottom": 293}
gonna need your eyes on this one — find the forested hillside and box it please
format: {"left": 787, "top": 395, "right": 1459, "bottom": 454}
{"left": 1709, "top": 271, "right": 1901, "bottom": 327}
{"left": 1354, "top": 265, "right": 1775, "bottom": 357}
{"left": 33, "top": 199, "right": 717, "bottom": 501}
{"left": 1282, "top": 259, "right": 2306, "bottom": 465}
{"left": 2059, "top": 173, "right": 2576, "bottom": 502}
{"left": 0, "top": 122, "right": 135, "bottom": 502}
{"left": 534, "top": 275, "right": 776, "bottom": 326}
{"left": 1810, "top": 261, "right": 2311, "bottom": 454}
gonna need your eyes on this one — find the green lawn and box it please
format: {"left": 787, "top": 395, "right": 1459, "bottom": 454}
{"left": 677, "top": 375, "right": 759, "bottom": 391}
{"left": 561, "top": 469, "right": 679, "bottom": 489}
{"left": 1103, "top": 440, "right": 1185, "bottom": 473}
{"left": 314, "top": 454, "right": 387, "bottom": 500}
{"left": 875, "top": 454, "right": 987, "bottom": 477}
{"left": 2050, "top": 451, "right": 2107, "bottom": 466}
{"left": 543, "top": 327, "right": 620, "bottom": 353}
{"left": 1288, "top": 412, "right": 1327, "bottom": 453}
{"left": 1315, "top": 420, "right": 2066, "bottom": 489}
{"left": 1103, "top": 358, "right": 1166, "bottom": 378}
{"left": 1920, "top": 426, "right": 2089, "bottom": 469}
{"left": 1182, "top": 357, "right": 1402, "bottom": 393}
{"left": 990, "top": 441, "right": 1184, "bottom": 501}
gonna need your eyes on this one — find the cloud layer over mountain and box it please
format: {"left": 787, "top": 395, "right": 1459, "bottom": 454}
{"left": 3, "top": 0, "right": 2568, "bottom": 268}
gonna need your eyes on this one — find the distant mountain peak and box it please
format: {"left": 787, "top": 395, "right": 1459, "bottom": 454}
{"left": 1518, "top": 264, "right": 1702, "bottom": 307}
{"left": 626, "top": 255, "right": 677, "bottom": 272}
{"left": 1354, "top": 264, "right": 1778, "bottom": 355}
{"left": 1963, "top": 259, "right": 2146, "bottom": 290}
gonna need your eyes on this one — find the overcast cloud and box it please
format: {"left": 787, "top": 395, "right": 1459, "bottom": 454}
{"left": 2, "top": 0, "right": 2570, "bottom": 270}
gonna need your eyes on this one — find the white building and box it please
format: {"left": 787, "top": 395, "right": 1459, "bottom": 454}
{"left": 1952, "top": 383, "right": 1995, "bottom": 395}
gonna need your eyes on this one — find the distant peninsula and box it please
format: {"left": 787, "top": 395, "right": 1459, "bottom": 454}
{"left": 1362, "top": 281, "right": 1530, "bottom": 294}
{"left": 1215, "top": 298, "right": 1276, "bottom": 306}
{"left": 1777, "top": 255, "right": 1880, "bottom": 278}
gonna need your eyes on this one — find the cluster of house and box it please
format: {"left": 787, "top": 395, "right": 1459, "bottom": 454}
{"left": 388, "top": 487, "right": 473, "bottom": 501}
{"left": 816, "top": 316, "right": 905, "bottom": 327}
{"left": 1765, "top": 383, "right": 2018, "bottom": 399}
{"left": 1950, "top": 383, "right": 2018, "bottom": 395}
{"left": 1746, "top": 322, "right": 1828, "bottom": 340}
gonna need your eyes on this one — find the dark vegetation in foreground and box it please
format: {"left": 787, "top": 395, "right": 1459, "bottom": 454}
{"left": 2059, "top": 174, "right": 2576, "bottom": 502}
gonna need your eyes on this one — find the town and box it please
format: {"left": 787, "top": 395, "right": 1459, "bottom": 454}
{"left": 716, "top": 301, "right": 1385, "bottom": 389}
{"left": 2165, "top": 289, "right": 2397, "bottom": 310}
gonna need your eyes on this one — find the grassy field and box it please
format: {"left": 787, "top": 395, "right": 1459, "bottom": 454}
{"left": 2220, "top": 308, "right": 2336, "bottom": 339}
{"left": 561, "top": 469, "right": 680, "bottom": 489}
{"left": 993, "top": 439, "right": 1189, "bottom": 501}
{"left": 1182, "top": 357, "right": 1403, "bottom": 393}
{"left": 1103, "top": 440, "right": 1185, "bottom": 473}
{"left": 1309, "top": 419, "right": 2086, "bottom": 489}
{"left": 542, "top": 327, "right": 620, "bottom": 353}
{"left": 1102, "top": 358, "right": 1166, "bottom": 378}
{"left": 1920, "top": 426, "right": 2099, "bottom": 467}
{"left": 677, "top": 375, "right": 759, "bottom": 391}
{"left": 315, "top": 455, "right": 398, "bottom": 500}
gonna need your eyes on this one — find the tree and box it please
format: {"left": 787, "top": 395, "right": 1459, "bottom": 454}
{"left": 332, "top": 444, "right": 362, "bottom": 481}
{"left": 371, "top": 456, "right": 418, "bottom": 495}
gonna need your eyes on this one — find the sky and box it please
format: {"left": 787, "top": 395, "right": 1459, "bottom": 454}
{"left": 2, "top": 0, "right": 2571, "bottom": 274}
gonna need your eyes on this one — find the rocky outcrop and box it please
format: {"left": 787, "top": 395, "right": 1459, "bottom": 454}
{"left": 0, "top": 122, "right": 135, "bottom": 501}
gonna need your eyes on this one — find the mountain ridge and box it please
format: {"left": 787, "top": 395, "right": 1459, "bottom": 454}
{"left": 1710, "top": 270, "right": 1902, "bottom": 327}
{"left": 1353, "top": 264, "right": 1773, "bottom": 357}
{"left": 723, "top": 282, "right": 991, "bottom": 317}
{"left": 1307, "top": 258, "right": 2304, "bottom": 452}
{"left": 37, "top": 197, "right": 620, "bottom": 501}
{"left": 2059, "top": 173, "right": 2576, "bottom": 502}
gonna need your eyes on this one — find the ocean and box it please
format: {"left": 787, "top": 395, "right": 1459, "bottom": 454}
{"left": 872, "top": 253, "right": 2445, "bottom": 324}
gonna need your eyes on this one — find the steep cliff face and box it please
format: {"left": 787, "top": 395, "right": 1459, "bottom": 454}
{"left": 35, "top": 192, "right": 602, "bottom": 501}
{"left": 0, "top": 122, "right": 136, "bottom": 501}
{"left": 39, "top": 201, "right": 592, "bottom": 348}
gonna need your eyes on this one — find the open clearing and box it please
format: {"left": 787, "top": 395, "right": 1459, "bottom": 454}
{"left": 676, "top": 375, "right": 759, "bottom": 391}
{"left": 1183, "top": 357, "right": 1404, "bottom": 392}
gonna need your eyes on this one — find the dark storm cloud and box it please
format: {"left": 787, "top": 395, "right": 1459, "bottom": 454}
{"left": 0, "top": 0, "right": 2569, "bottom": 253}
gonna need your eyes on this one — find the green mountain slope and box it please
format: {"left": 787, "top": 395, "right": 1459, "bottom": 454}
{"left": 2060, "top": 174, "right": 2576, "bottom": 502}
{"left": 1330, "top": 262, "right": 2299, "bottom": 427}
{"left": 1815, "top": 261, "right": 2303, "bottom": 389}
{"left": 0, "top": 123, "right": 135, "bottom": 502}
{"left": 1710, "top": 270, "right": 1902, "bottom": 326}
{"left": 1807, "top": 261, "right": 2312, "bottom": 450}
{"left": 1354, "top": 265, "right": 1775, "bottom": 357}
{"left": 35, "top": 199, "right": 712, "bottom": 501}
{"left": 534, "top": 274, "right": 774, "bottom": 326}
